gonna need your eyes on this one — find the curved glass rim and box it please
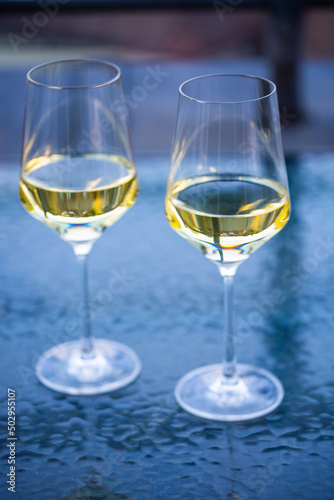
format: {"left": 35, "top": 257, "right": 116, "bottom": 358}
{"left": 179, "top": 73, "right": 276, "bottom": 104}
{"left": 27, "top": 58, "right": 121, "bottom": 90}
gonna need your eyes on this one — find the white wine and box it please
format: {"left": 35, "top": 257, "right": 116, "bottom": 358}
{"left": 166, "top": 174, "right": 290, "bottom": 264}
{"left": 20, "top": 154, "right": 138, "bottom": 247}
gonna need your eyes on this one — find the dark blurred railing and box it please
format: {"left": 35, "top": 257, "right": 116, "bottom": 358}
{"left": 1, "top": 0, "right": 333, "bottom": 117}
{"left": 0, "top": 0, "right": 333, "bottom": 8}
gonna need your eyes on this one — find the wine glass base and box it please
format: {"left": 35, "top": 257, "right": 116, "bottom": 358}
{"left": 175, "top": 363, "right": 284, "bottom": 422}
{"left": 36, "top": 339, "right": 141, "bottom": 395}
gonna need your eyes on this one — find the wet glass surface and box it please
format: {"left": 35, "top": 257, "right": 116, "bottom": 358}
{"left": 0, "top": 154, "right": 334, "bottom": 499}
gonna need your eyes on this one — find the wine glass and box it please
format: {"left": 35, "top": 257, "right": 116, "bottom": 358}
{"left": 165, "top": 74, "right": 290, "bottom": 421}
{"left": 19, "top": 59, "right": 141, "bottom": 395}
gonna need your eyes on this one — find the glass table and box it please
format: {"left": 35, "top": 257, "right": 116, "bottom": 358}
{"left": 0, "top": 153, "right": 333, "bottom": 499}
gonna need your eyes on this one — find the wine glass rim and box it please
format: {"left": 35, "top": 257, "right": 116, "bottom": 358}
{"left": 179, "top": 73, "right": 276, "bottom": 104}
{"left": 27, "top": 58, "right": 121, "bottom": 90}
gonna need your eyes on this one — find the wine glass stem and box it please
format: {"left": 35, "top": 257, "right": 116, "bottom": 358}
{"left": 77, "top": 254, "right": 93, "bottom": 353}
{"left": 222, "top": 274, "right": 237, "bottom": 378}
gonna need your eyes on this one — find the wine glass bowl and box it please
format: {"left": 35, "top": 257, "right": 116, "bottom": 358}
{"left": 166, "top": 74, "right": 290, "bottom": 421}
{"left": 19, "top": 59, "right": 141, "bottom": 395}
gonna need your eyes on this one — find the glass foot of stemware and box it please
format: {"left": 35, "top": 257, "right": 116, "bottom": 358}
{"left": 36, "top": 339, "right": 141, "bottom": 395}
{"left": 175, "top": 363, "right": 284, "bottom": 422}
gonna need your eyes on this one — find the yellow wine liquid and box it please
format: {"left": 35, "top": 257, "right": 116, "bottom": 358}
{"left": 20, "top": 154, "right": 138, "bottom": 246}
{"left": 166, "top": 174, "right": 290, "bottom": 264}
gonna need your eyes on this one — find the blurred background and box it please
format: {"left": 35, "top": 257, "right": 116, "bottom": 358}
{"left": 0, "top": 0, "right": 333, "bottom": 161}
